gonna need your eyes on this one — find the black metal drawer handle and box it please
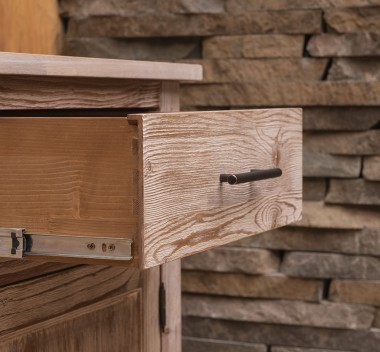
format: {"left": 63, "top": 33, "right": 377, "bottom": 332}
{"left": 220, "top": 168, "right": 282, "bottom": 185}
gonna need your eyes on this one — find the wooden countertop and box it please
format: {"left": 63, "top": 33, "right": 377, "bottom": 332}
{"left": 0, "top": 51, "right": 203, "bottom": 81}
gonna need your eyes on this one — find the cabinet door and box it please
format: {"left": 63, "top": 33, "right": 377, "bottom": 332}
{"left": 0, "top": 292, "right": 142, "bottom": 352}
{"left": 0, "top": 108, "right": 302, "bottom": 268}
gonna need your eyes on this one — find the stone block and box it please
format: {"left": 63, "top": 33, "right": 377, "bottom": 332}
{"left": 68, "top": 10, "right": 322, "bottom": 37}
{"left": 358, "top": 228, "right": 380, "bottom": 256}
{"left": 326, "top": 179, "right": 380, "bottom": 205}
{"left": 226, "top": 0, "right": 380, "bottom": 12}
{"left": 303, "top": 107, "right": 380, "bottom": 130}
{"left": 198, "top": 58, "right": 327, "bottom": 83}
{"left": 181, "top": 81, "right": 380, "bottom": 107}
{"left": 325, "top": 7, "right": 380, "bottom": 33}
{"left": 183, "top": 317, "right": 380, "bottom": 351}
{"left": 182, "top": 247, "right": 280, "bottom": 274}
{"left": 272, "top": 347, "right": 352, "bottom": 352}
{"left": 374, "top": 309, "right": 380, "bottom": 328}
{"left": 307, "top": 33, "right": 380, "bottom": 57}
{"left": 281, "top": 251, "right": 380, "bottom": 279}
{"left": 233, "top": 227, "right": 360, "bottom": 254}
{"left": 303, "top": 178, "right": 326, "bottom": 201}
{"left": 171, "top": 0, "right": 225, "bottom": 14}
{"left": 60, "top": 0, "right": 161, "bottom": 18}
{"left": 239, "top": 227, "right": 380, "bottom": 256}
{"left": 203, "top": 35, "right": 304, "bottom": 59}
{"left": 297, "top": 201, "right": 380, "bottom": 229}
{"left": 329, "top": 58, "right": 380, "bottom": 81}
{"left": 363, "top": 156, "right": 380, "bottom": 181}
{"left": 182, "top": 271, "right": 324, "bottom": 301}
{"left": 183, "top": 337, "right": 267, "bottom": 352}
{"left": 330, "top": 279, "right": 380, "bottom": 306}
{"left": 182, "top": 294, "right": 375, "bottom": 329}
{"left": 303, "top": 150, "right": 361, "bottom": 178}
{"left": 63, "top": 37, "right": 201, "bottom": 60}
{"left": 304, "top": 131, "right": 380, "bottom": 155}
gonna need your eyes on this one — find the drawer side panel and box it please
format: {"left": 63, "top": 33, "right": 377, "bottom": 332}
{"left": 0, "top": 117, "right": 139, "bottom": 264}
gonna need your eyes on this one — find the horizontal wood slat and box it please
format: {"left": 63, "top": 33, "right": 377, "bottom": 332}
{"left": 0, "top": 76, "right": 161, "bottom": 110}
{"left": 0, "top": 258, "right": 75, "bottom": 287}
{"left": 0, "top": 52, "right": 202, "bottom": 81}
{"left": 0, "top": 265, "right": 141, "bottom": 335}
{"left": 0, "top": 291, "right": 142, "bottom": 352}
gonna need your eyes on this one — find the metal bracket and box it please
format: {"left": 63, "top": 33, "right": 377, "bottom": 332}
{"left": 0, "top": 228, "right": 24, "bottom": 258}
{"left": 0, "top": 228, "right": 133, "bottom": 261}
{"left": 159, "top": 282, "right": 166, "bottom": 333}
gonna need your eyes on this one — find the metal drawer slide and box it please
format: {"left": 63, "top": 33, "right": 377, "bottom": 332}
{"left": 0, "top": 228, "right": 133, "bottom": 261}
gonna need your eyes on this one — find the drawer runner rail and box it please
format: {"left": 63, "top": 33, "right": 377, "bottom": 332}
{"left": 0, "top": 228, "right": 133, "bottom": 261}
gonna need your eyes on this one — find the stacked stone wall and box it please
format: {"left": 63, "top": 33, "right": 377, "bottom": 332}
{"left": 60, "top": 1, "right": 380, "bottom": 350}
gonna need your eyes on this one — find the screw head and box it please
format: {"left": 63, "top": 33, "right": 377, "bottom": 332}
{"left": 108, "top": 244, "right": 116, "bottom": 251}
{"left": 87, "top": 243, "right": 96, "bottom": 250}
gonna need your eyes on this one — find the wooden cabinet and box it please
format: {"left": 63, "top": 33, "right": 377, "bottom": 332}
{"left": 0, "top": 52, "right": 302, "bottom": 351}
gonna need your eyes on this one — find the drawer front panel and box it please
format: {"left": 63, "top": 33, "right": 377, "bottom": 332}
{"left": 131, "top": 109, "right": 302, "bottom": 268}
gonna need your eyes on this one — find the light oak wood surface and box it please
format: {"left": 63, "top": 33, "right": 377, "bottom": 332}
{"left": 0, "top": 76, "right": 161, "bottom": 110}
{"left": 130, "top": 108, "right": 302, "bottom": 268}
{"left": 0, "top": 291, "right": 142, "bottom": 352}
{"left": 159, "top": 82, "right": 181, "bottom": 352}
{"left": 0, "top": 52, "right": 203, "bottom": 81}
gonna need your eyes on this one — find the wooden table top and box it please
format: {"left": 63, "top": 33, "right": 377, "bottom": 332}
{"left": 0, "top": 51, "right": 203, "bottom": 81}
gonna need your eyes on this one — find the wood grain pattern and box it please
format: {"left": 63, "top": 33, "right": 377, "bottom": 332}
{"left": 0, "top": 76, "right": 161, "bottom": 110}
{"left": 159, "top": 80, "right": 182, "bottom": 352}
{"left": 0, "top": 291, "right": 142, "bottom": 352}
{"left": 0, "top": 117, "right": 139, "bottom": 264}
{"left": 0, "top": 0, "right": 62, "bottom": 55}
{"left": 0, "top": 265, "right": 141, "bottom": 335}
{"left": 0, "top": 258, "right": 74, "bottom": 287}
{"left": 143, "top": 266, "right": 161, "bottom": 352}
{"left": 0, "top": 52, "right": 202, "bottom": 81}
{"left": 130, "top": 108, "right": 302, "bottom": 268}
{"left": 161, "top": 260, "right": 182, "bottom": 352}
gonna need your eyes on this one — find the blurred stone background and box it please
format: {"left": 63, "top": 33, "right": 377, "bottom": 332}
{"left": 59, "top": 1, "right": 380, "bottom": 351}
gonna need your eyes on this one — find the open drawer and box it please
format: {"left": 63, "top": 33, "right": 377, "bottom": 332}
{"left": 0, "top": 109, "right": 302, "bottom": 268}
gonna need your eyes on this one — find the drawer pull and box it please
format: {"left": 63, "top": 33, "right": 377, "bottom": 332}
{"left": 220, "top": 168, "right": 282, "bottom": 185}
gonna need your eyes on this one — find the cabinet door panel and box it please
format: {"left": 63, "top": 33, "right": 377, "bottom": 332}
{"left": 0, "top": 291, "right": 142, "bottom": 352}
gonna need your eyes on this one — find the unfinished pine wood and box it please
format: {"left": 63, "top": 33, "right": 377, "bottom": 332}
{"left": 0, "top": 0, "right": 62, "bottom": 55}
{"left": 160, "top": 81, "right": 180, "bottom": 112}
{"left": 0, "top": 117, "right": 139, "bottom": 264}
{"left": 0, "top": 291, "right": 142, "bottom": 352}
{"left": 0, "top": 52, "right": 203, "bottom": 81}
{"left": 0, "top": 76, "right": 161, "bottom": 110}
{"left": 0, "top": 265, "right": 141, "bottom": 335}
{"left": 129, "top": 108, "right": 302, "bottom": 268}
